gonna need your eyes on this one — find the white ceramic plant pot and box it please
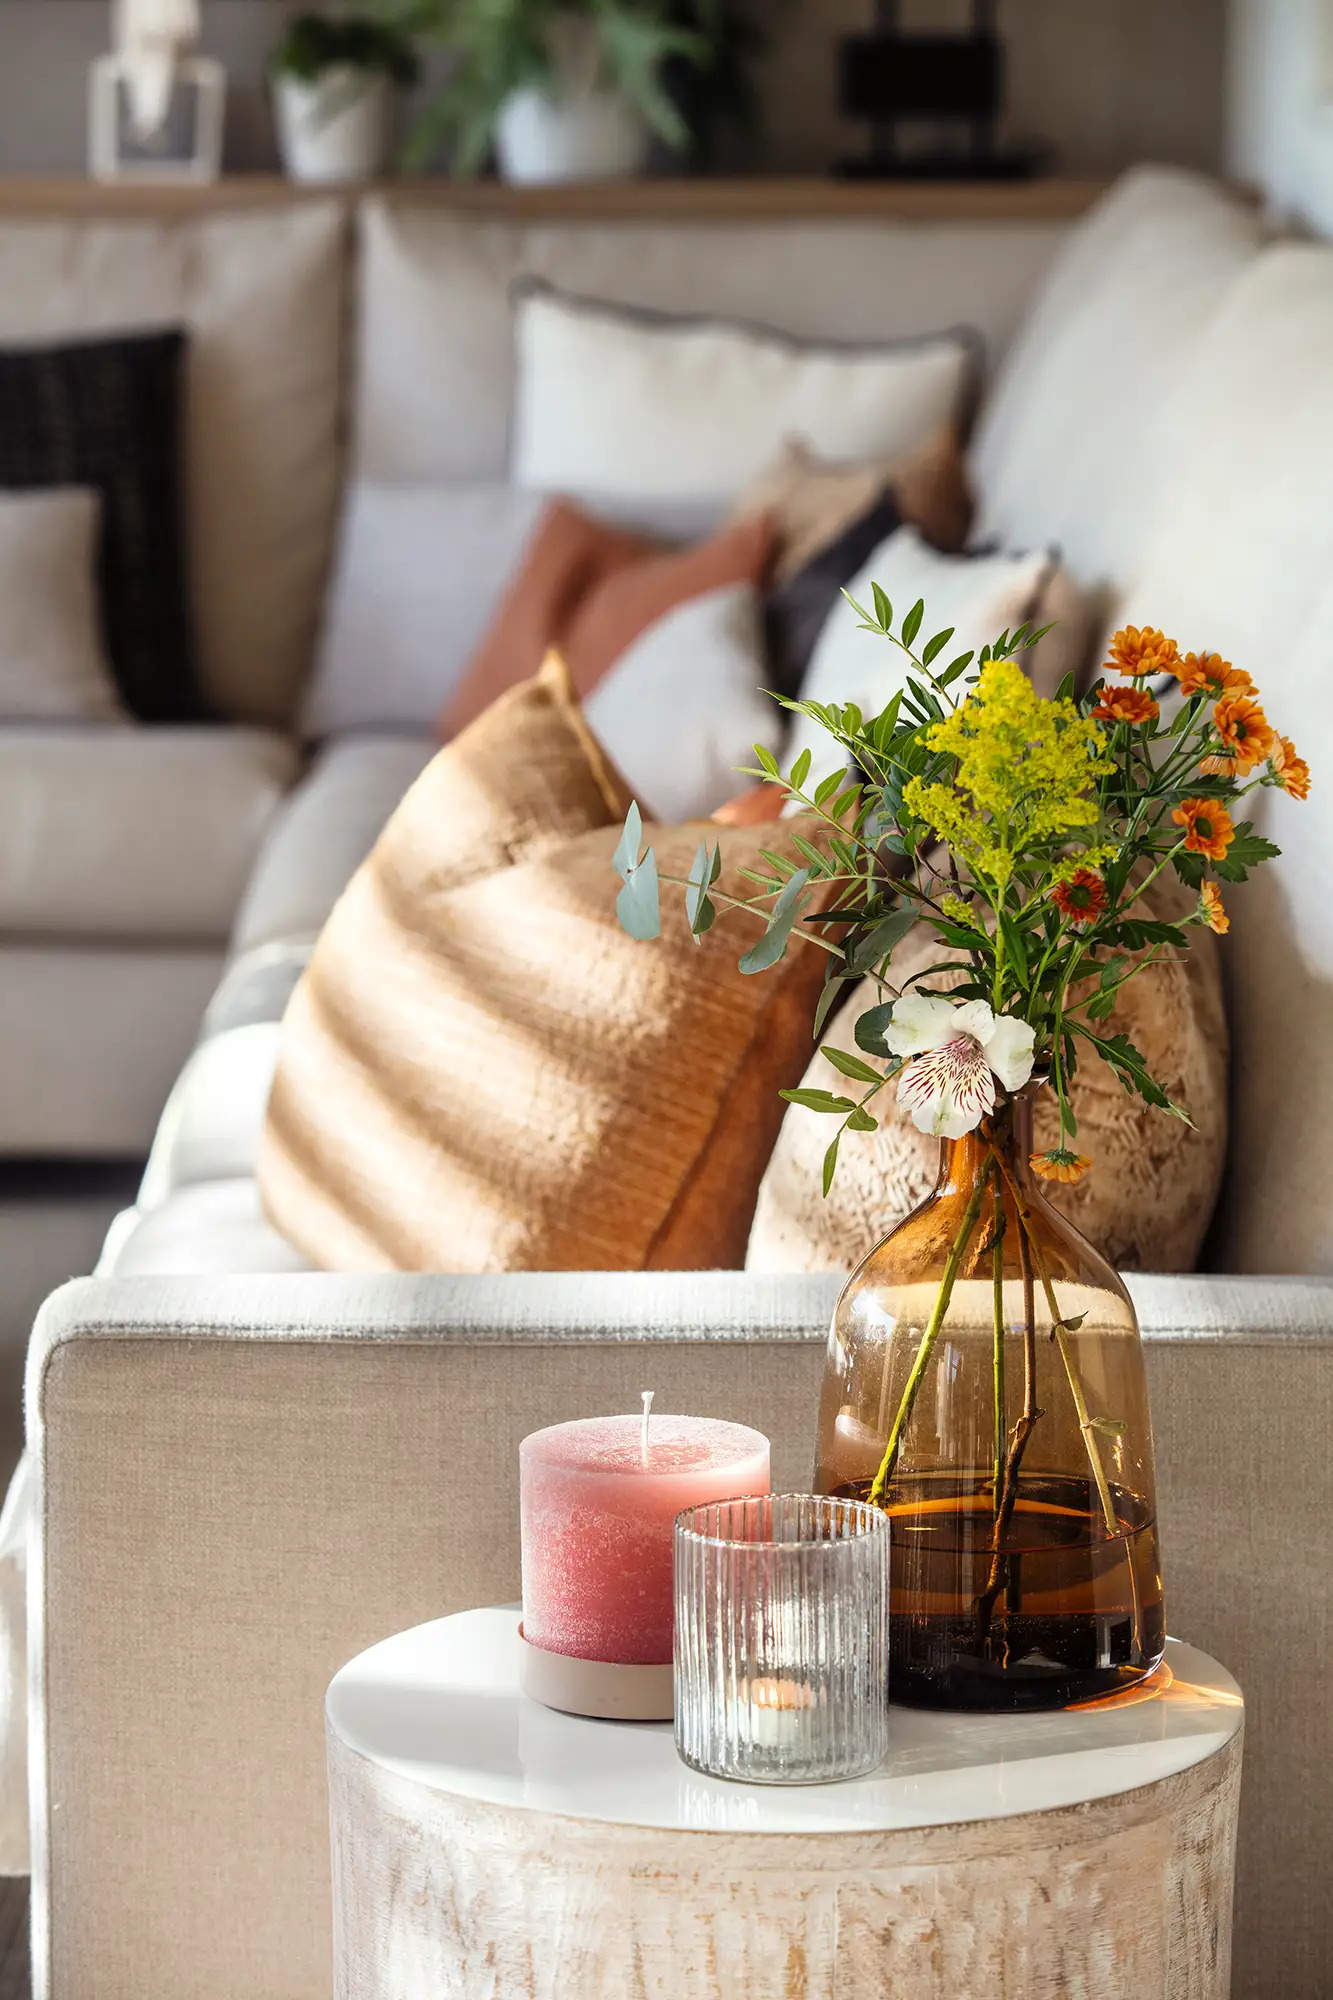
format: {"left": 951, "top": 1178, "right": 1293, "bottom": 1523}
{"left": 494, "top": 86, "right": 650, "bottom": 183}
{"left": 274, "top": 67, "right": 391, "bottom": 185}
{"left": 493, "top": 15, "right": 650, "bottom": 184}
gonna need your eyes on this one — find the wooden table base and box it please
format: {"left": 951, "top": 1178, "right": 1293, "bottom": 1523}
{"left": 329, "top": 1728, "right": 1242, "bottom": 1999}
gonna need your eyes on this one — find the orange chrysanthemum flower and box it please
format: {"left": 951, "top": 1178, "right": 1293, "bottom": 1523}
{"left": 1051, "top": 868, "right": 1109, "bottom": 927}
{"left": 1093, "top": 685, "right": 1160, "bottom": 726}
{"left": 1031, "top": 1148, "right": 1092, "bottom": 1184}
{"left": 1104, "top": 626, "right": 1181, "bottom": 679}
{"left": 1173, "top": 797, "right": 1235, "bottom": 861}
{"left": 1272, "top": 733, "right": 1311, "bottom": 801}
{"left": 1204, "top": 692, "right": 1274, "bottom": 776}
{"left": 1200, "top": 882, "right": 1229, "bottom": 935}
{"left": 1177, "top": 652, "right": 1255, "bottom": 701}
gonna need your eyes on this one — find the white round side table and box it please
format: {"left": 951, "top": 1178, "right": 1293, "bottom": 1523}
{"left": 326, "top": 1607, "right": 1243, "bottom": 2000}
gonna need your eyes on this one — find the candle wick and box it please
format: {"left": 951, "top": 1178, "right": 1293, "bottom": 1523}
{"left": 640, "top": 1389, "right": 654, "bottom": 1460}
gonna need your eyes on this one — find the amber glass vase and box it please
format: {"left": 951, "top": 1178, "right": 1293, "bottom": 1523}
{"left": 813, "top": 1085, "right": 1165, "bottom": 1712}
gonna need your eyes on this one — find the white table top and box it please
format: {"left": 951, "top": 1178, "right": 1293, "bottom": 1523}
{"left": 326, "top": 1606, "right": 1243, "bottom": 1837}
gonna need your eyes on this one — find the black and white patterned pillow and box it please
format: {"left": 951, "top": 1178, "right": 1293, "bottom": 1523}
{"left": 0, "top": 328, "right": 199, "bottom": 721}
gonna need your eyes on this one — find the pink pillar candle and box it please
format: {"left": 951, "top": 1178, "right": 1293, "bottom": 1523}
{"left": 520, "top": 1413, "right": 770, "bottom": 1666}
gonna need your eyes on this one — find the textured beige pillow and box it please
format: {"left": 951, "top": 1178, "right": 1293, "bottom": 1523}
{"left": 748, "top": 880, "right": 1227, "bottom": 1275}
{"left": 259, "top": 657, "right": 829, "bottom": 1273}
{"left": 731, "top": 426, "right": 974, "bottom": 578}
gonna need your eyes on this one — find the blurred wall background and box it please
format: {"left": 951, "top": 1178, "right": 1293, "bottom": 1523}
{"left": 1229, "top": 0, "right": 1333, "bottom": 232}
{"left": 0, "top": 0, "right": 1228, "bottom": 178}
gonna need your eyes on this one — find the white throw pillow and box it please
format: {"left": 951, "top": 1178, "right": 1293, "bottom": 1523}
{"left": 784, "top": 526, "right": 1088, "bottom": 794}
{"left": 514, "top": 286, "right": 976, "bottom": 505}
{"left": 306, "top": 481, "right": 545, "bottom": 736}
{"left": 0, "top": 489, "right": 121, "bottom": 722}
{"left": 582, "top": 583, "right": 780, "bottom": 822}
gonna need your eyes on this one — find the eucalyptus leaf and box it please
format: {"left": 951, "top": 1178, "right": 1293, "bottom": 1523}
{"left": 739, "top": 867, "right": 810, "bottom": 975}
{"left": 612, "top": 802, "right": 644, "bottom": 883}
{"left": 615, "top": 849, "right": 660, "bottom": 941}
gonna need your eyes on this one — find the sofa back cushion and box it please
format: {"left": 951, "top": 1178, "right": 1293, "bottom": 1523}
{"left": 968, "top": 167, "right": 1264, "bottom": 597}
{"left": 1212, "top": 575, "right": 1331, "bottom": 1275}
{"left": 1115, "top": 243, "right": 1333, "bottom": 673}
{"left": 0, "top": 204, "right": 346, "bottom": 727}
{"left": 353, "top": 198, "right": 1072, "bottom": 484}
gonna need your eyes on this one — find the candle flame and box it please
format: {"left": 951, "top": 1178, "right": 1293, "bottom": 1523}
{"left": 640, "top": 1389, "right": 654, "bottom": 1459}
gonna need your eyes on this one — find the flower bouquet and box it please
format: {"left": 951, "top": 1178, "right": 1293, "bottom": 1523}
{"left": 613, "top": 603, "right": 1306, "bottom": 1708}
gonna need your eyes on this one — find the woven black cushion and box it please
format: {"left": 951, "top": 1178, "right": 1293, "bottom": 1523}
{"left": 764, "top": 488, "right": 903, "bottom": 702}
{"left": 0, "top": 328, "right": 198, "bottom": 721}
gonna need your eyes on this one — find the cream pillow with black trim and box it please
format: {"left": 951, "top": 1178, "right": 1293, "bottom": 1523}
{"left": 513, "top": 283, "right": 979, "bottom": 506}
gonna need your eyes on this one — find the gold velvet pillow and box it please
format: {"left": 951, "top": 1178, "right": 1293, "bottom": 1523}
{"left": 259, "top": 659, "right": 828, "bottom": 1273}
{"left": 747, "top": 881, "right": 1228, "bottom": 1275}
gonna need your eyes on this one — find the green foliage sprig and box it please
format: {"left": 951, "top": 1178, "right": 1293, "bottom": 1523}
{"left": 376, "top": 0, "right": 758, "bottom": 174}
{"left": 270, "top": 11, "right": 421, "bottom": 85}
{"left": 615, "top": 599, "right": 1302, "bottom": 1193}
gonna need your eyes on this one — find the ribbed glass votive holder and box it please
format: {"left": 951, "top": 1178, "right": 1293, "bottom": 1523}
{"left": 674, "top": 1493, "right": 890, "bottom": 1785}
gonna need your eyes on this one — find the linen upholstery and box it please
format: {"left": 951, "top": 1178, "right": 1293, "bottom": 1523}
{"left": 259, "top": 682, "right": 828, "bottom": 1271}
{"left": 25, "top": 1271, "right": 1333, "bottom": 2000}
{"left": 0, "top": 728, "right": 296, "bottom": 941}
{"left": 749, "top": 895, "right": 1227, "bottom": 1275}
{"left": 0, "top": 947, "right": 223, "bottom": 1157}
{"left": 305, "top": 483, "right": 546, "bottom": 737}
{"left": 969, "top": 167, "right": 1264, "bottom": 594}
{"left": 354, "top": 200, "right": 1071, "bottom": 484}
{"left": 229, "top": 735, "right": 435, "bottom": 958}
{"left": 0, "top": 204, "right": 346, "bottom": 726}
{"left": 1117, "top": 242, "right": 1333, "bottom": 673}
{"left": 1214, "top": 573, "right": 1333, "bottom": 1273}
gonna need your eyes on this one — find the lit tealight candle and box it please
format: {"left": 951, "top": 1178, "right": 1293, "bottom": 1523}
{"left": 520, "top": 1401, "right": 770, "bottom": 1666}
{"left": 736, "top": 1674, "right": 818, "bottom": 1749}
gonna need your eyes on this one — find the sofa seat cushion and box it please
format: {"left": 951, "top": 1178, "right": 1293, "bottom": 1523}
{"left": 101, "top": 1179, "right": 309, "bottom": 1277}
{"left": 0, "top": 946, "right": 224, "bottom": 1157}
{"left": 0, "top": 727, "right": 296, "bottom": 942}
{"left": 229, "top": 733, "right": 434, "bottom": 957}
{"left": 1116, "top": 243, "right": 1333, "bottom": 672}
{"left": 968, "top": 167, "right": 1264, "bottom": 594}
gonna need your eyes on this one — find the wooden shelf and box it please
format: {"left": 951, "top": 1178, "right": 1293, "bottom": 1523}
{"left": 0, "top": 173, "right": 1114, "bottom": 223}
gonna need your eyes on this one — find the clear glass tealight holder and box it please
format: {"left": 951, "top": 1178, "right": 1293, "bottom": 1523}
{"left": 674, "top": 1493, "right": 890, "bottom": 1785}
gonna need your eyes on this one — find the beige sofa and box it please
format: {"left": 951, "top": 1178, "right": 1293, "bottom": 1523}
{"left": 15, "top": 166, "right": 1333, "bottom": 1997}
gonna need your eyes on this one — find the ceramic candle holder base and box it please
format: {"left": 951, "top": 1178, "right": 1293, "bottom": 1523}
{"left": 517, "top": 1623, "right": 674, "bottom": 1722}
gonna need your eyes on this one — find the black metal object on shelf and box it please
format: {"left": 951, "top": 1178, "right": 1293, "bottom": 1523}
{"left": 837, "top": 0, "right": 1046, "bottom": 182}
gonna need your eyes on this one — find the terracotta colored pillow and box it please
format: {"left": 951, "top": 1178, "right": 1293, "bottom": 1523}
{"left": 560, "top": 510, "right": 775, "bottom": 693}
{"left": 747, "top": 880, "right": 1227, "bottom": 1276}
{"left": 259, "top": 662, "right": 828, "bottom": 1273}
{"left": 440, "top": 500, "right": 658, "bottom": 737}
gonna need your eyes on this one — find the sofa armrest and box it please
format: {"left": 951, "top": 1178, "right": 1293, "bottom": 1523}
{"left": 27, "top": 1270, "right": 1333, "bottom": 2000}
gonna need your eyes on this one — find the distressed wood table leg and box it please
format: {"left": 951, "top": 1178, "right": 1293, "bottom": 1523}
{"left": 329, "top": 1726, "right": 1242, "bottom": 2000}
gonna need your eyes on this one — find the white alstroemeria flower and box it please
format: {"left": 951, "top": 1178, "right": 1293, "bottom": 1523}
{"left": 886, "top": 995, "right": 1037, "bottom": 1140}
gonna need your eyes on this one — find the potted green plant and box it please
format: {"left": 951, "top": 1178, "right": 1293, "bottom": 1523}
{"left": 270, "top": 12, "right": 420, "bottom": 185}
{"left": 388, "top": 0, "right": 746, "bottom": 181}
